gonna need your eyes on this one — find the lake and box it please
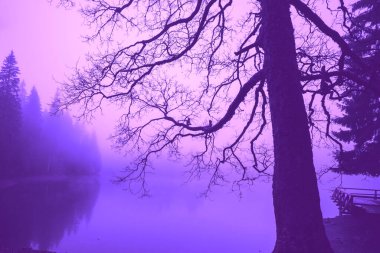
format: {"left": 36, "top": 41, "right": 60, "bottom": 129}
{"left": 0, "top": 169, "right": 377, "bottom": 253}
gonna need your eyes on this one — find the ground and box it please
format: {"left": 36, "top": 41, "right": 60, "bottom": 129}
{"left": 325, "top": 213, "right": 380, "bottom": 253}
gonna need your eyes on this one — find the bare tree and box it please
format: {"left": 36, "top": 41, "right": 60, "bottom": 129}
{"left": 56, "top": 0, "right": 379, "bottom": 252}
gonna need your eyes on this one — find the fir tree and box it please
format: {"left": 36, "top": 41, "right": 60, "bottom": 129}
{"left": 23, "top": 86, "right": 42, "bottom": 130}
{"left": 49, "top": 89, "right": 63, "bottom": 116}
{"left": 18, "top": 80, "right": 27, "bottom": 106}
{"left": 334, "top": 0, "right": 380, "bottom": 175}
{"left": 0, "top": 51, "right": 22, "bottom": 175}
{"left": 21, "top": 87, "right": 45, "bottom": 174}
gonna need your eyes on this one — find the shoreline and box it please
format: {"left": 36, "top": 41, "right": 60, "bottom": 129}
{"left": 325, "top": 213, "right": 380, "bottom": 253}
{"left": 0, "top": 175, "right": 98, "bottom": 190}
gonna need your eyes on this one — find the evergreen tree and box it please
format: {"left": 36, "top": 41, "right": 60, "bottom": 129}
{"left": 23, "top": 86, "right": 43, "bottom": 130}
{"left": 44, "top": 90, "right": 69, "bottom": 174}
{"left": 44, "top": 90, "right": 101, "bottom": 176}
{"left": 49, "top": 89, "right": 63, "bottom": 116}
{"left": 334, "top": 0, "right": 380, "bottom": 176}
{"left": 21, "top": 87, "right": 45, "bottom": 175}
{"left": 18, "top": 80, "right": 27, "bottom": 106}
{"left": 0, "top": 51, "right": 22, "bottom": 176}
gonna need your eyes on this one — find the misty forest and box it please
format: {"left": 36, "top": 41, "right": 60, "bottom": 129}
{"left": 0, "top": 0, "right": 379, "bottom": 253}
{"left": 0, "top": 52, "right": 101, "bottom": 178}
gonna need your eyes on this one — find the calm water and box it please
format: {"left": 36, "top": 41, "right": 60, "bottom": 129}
{"left": 1, "top": 169, "right": 377, "bottom": 253}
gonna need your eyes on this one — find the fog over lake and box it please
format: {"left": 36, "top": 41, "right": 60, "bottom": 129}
{"left": 2, "top": 162, "right": 377, "bottom": 253}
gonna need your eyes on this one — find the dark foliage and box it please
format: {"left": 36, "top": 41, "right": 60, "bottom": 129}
{"left": 333, "top": 0, "right": 380, "bottom": 176}
{"left": 0, "top": 51, "right": 22, "bottom": 174}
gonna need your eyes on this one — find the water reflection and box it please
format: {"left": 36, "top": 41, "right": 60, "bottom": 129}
{"left": 0, "top": 177, "right": 99, "bottom": 251}
{"left": 54, "top": 173, "right": 277, "bottom": 253}
{"left": 0, "top": 168, "right": 351, "bottom": 253}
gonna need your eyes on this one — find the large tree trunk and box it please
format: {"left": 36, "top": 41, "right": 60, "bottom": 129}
{"left": 261, "top": 0, "right": 333, "bottom": 252}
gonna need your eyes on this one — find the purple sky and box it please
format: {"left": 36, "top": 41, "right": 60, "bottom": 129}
{"left": 0, "top": 1, "right": 85, "bottom": 106}
{"left": 0, "top": 1, "right": 125, "bottom": 166}
{"left": 0, "top": 1, "right": 346, "bottom": 172}
{"left": 0, "top": 1, "right": 256, "bottom": 170}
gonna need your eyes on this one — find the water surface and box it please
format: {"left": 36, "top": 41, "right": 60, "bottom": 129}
{"left": 2, "top": 170, "right": 374, "bottom": 253}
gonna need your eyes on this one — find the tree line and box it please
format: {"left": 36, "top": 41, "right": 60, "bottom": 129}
{"left": 0, "top": 51, "right": 101, "bottom": 179}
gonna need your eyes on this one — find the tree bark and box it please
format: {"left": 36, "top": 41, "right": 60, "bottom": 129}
{"left": 260, "top": 0, "right": 333, "bottom": 252}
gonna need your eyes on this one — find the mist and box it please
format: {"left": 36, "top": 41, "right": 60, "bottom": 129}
{"left": 1, "top": 0, "right": 380, "bottom": 253}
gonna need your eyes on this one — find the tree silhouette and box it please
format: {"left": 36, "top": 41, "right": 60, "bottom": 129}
{"left": 56, "top": 0, "right": 379, "bottom": 251}
{"left": 333, "top": 0, "right": 380, "bottom": 176}
{"left": 18, "top": 80, "right": 27, "bottom": 106}
{"left": 24, "top": 87, "right": 43, "bottom": 127}
{"left": 44, "top": 90, "right": 101, "bottom": 176}
{"left": 0, "top": 51, "right": 22, "bottom": 176}
{"left": 20, "top": 87, "right": 45, "bottom": 174}
{"left": 0, "top": 63, "right": 101, "bottom": 178}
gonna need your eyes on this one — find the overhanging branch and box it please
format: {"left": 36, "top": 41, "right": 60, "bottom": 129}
{"left": 290, "top": 0, "right": 367, "bottom": 69}
{"left": 163, "top": 70, "right": 266, "bottom": 133}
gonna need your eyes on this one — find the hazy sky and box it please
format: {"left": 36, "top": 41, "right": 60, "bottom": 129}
{"left": 0, "top": 1, "right": 125, "bottom": 166}
{"left": 0, "top": 1, "right": 343, "bottom": 172}
{"left": 0, "top": 0, "right": 85, "bottom": 105}
{"left": 0, "top": 1, "right": 254, "bottom": 171}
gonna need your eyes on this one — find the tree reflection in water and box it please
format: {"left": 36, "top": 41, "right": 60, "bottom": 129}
{"left": 0, "top": 177, "right": 99, "bottom": 251}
